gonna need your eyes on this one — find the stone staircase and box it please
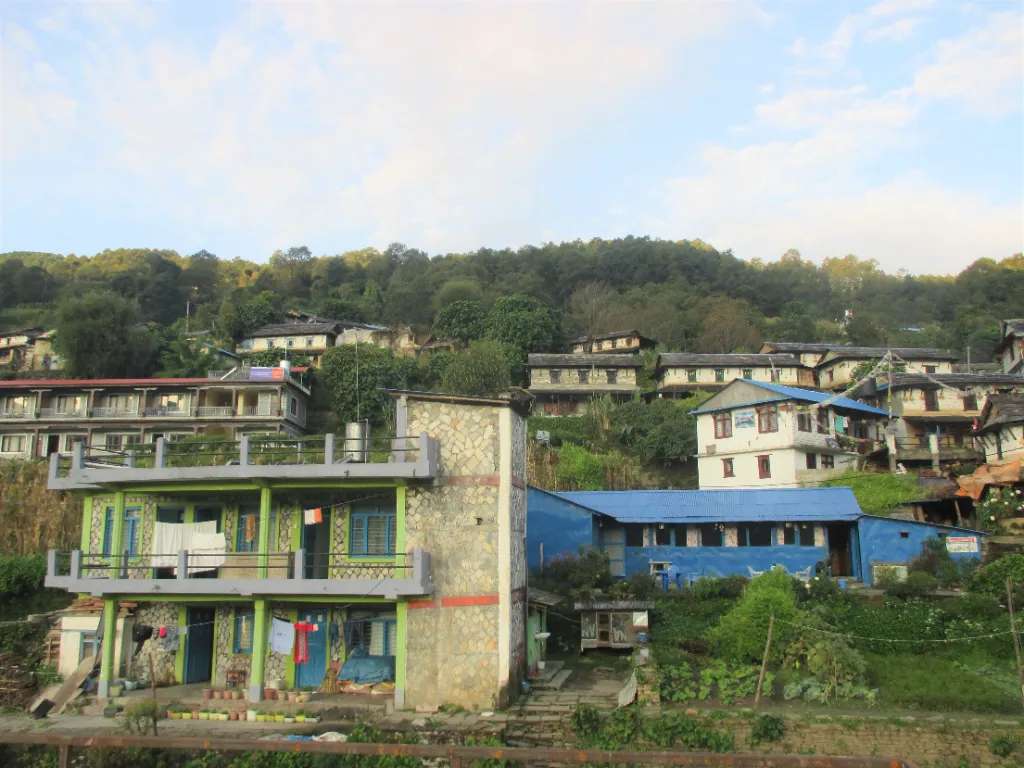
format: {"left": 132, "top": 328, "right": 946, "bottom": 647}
{"left": 529, "top": 660, "right": 572, "bottom": 691}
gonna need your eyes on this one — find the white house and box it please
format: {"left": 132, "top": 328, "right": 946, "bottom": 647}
{"left": 691, "top": 380, "right": 888, "bottom": 489}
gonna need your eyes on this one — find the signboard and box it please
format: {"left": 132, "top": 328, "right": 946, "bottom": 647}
{"left": 946, "top": 536, "right": 979, "bottom": 554}
{"left": 733, "top": 410, "right": 755, "bottom": 429}
{"left": 249, "top": 367, "right": 285, "bottom": 381}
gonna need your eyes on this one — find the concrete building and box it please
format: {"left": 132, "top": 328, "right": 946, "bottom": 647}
{"left": 238, "top": 315, "right": 416, "bottom": 366}
{"left": 44, "top": 391, "right": 529, "bottom": 711}
{"left": 526, "top": 486, "right": 984, "bottom": 586}
{"left": 0, "top": 366, "right": 310, "bottom": 459}
{"left": 569, "top": 330, "right": 656, "bottom": 355}
{"left": 691, "top": 379, "right": 888, "bottom": 489}
{"left": 859, "top": 373, "right": 1024, "bottom": 469}
{"left": 527, "top": 354, "right": 642, "bottom": 415}
{"left": 0, "top": 327, "right": 60, "bottom": 372}
{"left": 974, "top": 394, "right": 1024, "bottom": 463}
{"left": 816, "top": 346, "right": 958, "bottom": 391}
{"left": 655, "top": 353, "right": 813, "bottom": 397}
{"left": 996, "top": 319, "right": 1024, "bottom": 375}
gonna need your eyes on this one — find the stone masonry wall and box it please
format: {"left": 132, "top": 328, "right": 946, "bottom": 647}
{"left": 134, "top": 603, "right": 179, "bottom": 686}
{"left": 404, "top": 399, "right": 506, "bottom": 710}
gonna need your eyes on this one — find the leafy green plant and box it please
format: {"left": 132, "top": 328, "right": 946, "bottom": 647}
{"left": 784, "top": 620, "right": 870, "bottom": 704}
{"left": 989, "top": 733, "right": 1018, "bottom": 758}
{"left": 122, "top": 699, "right": 163, "bottom": 735}
{"left": 713, "top": 569, "right": 799, "bottom": 663}
{"left": 750, "top": 714, "right": 786, "bottom": 745}
{"left": 697, "top": 660, "right": 770, "bottom": 704}
{"left": 570, "top": 703, "right": 603, "bottom": 738}
{"left": 885, "top": 570, "right": 937, "bottom": 599}
{"left": 975, "top": 487, "right": 1024, "bottom": 533}
{"left": 970, "top": 554, "right": 1024, "bottom": 597}
{"left": 642, "top": 711, "right": 735, "bottom": 752}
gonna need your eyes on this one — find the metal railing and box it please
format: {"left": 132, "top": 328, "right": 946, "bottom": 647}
{"left": 0, "top": 732, "right": 920, "bottom": 768}
{"left": 195, "top": 405, "right": 234, "bottom": 417}
{"left": 0, "top": 408, "right": 31, "bottom": 418}
{"left": 37, "top": 407, "right": 87, "bottom": 418}
{"left": 894, "top": 435, "right": 976, "bottom": 451}
{"left": 91, "top": 406, "right": 140, "bottom": 417}
{"left": 143, "top": 406, "right": 191, "bottom": 417}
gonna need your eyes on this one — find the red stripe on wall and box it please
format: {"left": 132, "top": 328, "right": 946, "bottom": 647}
{"left": 441, "top": 594, "right": 500, "bottom": 607}
{"left": 440, "top": 474, "right": 500, "bottom": 487}
{"left": 407, "top": 599, "right": 438, "bottom": 610}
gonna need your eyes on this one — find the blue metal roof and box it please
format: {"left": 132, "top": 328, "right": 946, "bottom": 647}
{"left": 690, "top": 380, "right": 888, "bottom": 417}
{"left": 557, "top": 487, "right": 863, "bottom": 524}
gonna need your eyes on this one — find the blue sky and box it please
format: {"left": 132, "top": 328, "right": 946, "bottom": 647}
{"left": 1, "top": 0, "right": 1021, "bottom": 274}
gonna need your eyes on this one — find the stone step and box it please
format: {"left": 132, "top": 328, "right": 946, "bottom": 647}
{"left": 528, "top": 660, "right": 564, "bottom": 684}
{"left": 533, "top": 669, "right": 572, "bottom": 691}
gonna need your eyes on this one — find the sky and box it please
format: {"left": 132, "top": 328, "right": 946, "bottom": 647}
{"left": 1, "top": 0, "right": 1022, "bottom": 275}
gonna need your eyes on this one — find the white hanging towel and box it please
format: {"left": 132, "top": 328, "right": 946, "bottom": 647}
{"left": 270, "top": 617, "right": 295, "bottom": 654}
{"left": 187, "top": 532, "right": 227, "bottom": 574}
{"left": 150, "top": 521, "right": 221, "bottom": 572}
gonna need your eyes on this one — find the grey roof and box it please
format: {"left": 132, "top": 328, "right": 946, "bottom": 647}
{"left": 977, "top": 394, "right": 1024, "bottom": 432}
{"left": 528, "top": 354, "right": 642, "bottom": 368}
{"left": 570, "top": 329, "right": 655, "bottom": 343}
{"left": 249, "top": 321, "right": 342, "bottom": 338}
{"left": 822, "top": 346, "right": 958, "bottom": 363}
{"left": 877, "top": 373, "right": 1024, "bottom": 391}
{"left": 656, "top": 352, "right": 805, "bottom": 368}
{"left": 760, "top": 341, "right": 846, "bottom": 354}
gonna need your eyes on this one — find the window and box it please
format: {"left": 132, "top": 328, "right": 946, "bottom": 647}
{"left": 783, "top": 523, "right": 815, "bottom": 546}
{"left": 687, "top": 369, "right": 697, "bottom": 383}
{"left": 821, "top": 454, "right": 835, "bottom": 469}
{"left": 286, "top": 338, "right": 294, "bottom": 348}
{"left": 757, "top": 454, "right": 772, "bottom": 478}
{"left": 0, "top": 435, "right": 26, "bottom": 453}
{"left": 350, "top": 506, "right": 396, "bottom": 556}
{"left": 924, "top": 389, "right": 939, "bottom": 411}
{"left": 654, "top": 526, "right": 670, "bottom": 546}
{"left": 233, "top": 609, "right": 254, "bottom": 653}
{"left": 714, "top": 368, "right": 725, "bottom": 383}
{"left": 816, "top": 409, "right": 830, "bottom": 433}
{"left": 578, "top": 369, "right": 590, "bottom": 384}
{"left": 826, "top": 369, "right": 834, "bottom": 383}
{"left": 306, "top": 337, "right": 314, "bottom": 347}
{"left": 606, "top": 370, "right": 618, "bottom": 385}
{"left": 79, "top": 631, "right": 100, "bottom": 663}
{"left": 670, "top": 524, "right": 687, "bottom": 546}
{"left": 347, "top": 617, "right": 397, "bottom": 657}
{"left": 738, "top": 523, "right": 772, "bottom": 547}
{"left": 549, "top": 369, "right": 561, "bottom": 384}
{"left": 722, "top": 458, "right": 735, "bottom": 477}
{"left": 742, "top": 368, "right": 752, "bottom": 379}
{"left": 236, "top": 507, "right": 260, "bottom": 553}
{"left": 713, "top": 412, "right": 732, "bottom": 439}
{"left": 101, "top": 506, "right": 141, "bottom": 557}
{"left": 924, "top": 365, "right": 936, "bottom": 374}
{"left": 757, "top": 406, "right": 778, "bottom": 433}
{"left": 289, "top": 397, "right": 297, "bottom": 416}
{"left": 962, "top": 394, "right": 978, "bottom": 411}
{"left": 805, "top": 452, "right": 817, "bottom": 469}
{"left": 797, "top": 412, "right": 812, "bottom": 432}
{"left": 698, "top": 524, "right": 723, "bottom": 547}
{"left": 624, "top": 524, "right": 644, "bottom": 547}
{"left": 104, "top": 434, "right": 140, "bottom": 452}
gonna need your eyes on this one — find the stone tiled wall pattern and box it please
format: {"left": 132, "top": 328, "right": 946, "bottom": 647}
{"left": 134, "top": 603, "right": 178, "bottom": 685}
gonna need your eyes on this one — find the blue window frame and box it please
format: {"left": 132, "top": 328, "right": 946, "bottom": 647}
{"left": 236, "top": 508, "right": 260, "bottom": 552}
{"left": 101, "top": 506, "right": 141, "bottom": 557}
{"left": 737, "top": 523, "right": 773, "bottom": 547}
{"left": 349, "top": 507, "right": 396, "bottom": 557}
{"left": 233, "top": 609, "right": 254, "bottom": 654}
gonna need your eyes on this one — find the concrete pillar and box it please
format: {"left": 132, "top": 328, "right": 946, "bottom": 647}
{"left": 928, "top": 433, "right": 940, "bottom": 471}
{"left": 248, "top": 599, "right": 268, "bottom": 702}
{"left": 885, "top": 432, "right": 897, "bottom": 472}
{"left": 97, "top": 597, "right": 117, "bottom": 698}
{"left": 394, "top": 601, "right": 407, "bottom": 709}
{"left": 258, "top": 486, "right": 271, "bottom": 577}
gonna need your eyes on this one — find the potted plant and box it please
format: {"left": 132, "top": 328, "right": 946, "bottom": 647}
{"left": 202, "top": 688, "right": 212, "bottom": 701}
{"left": 191, "top": 709, "right": 201, "bottom": 720}
{"left": 264, "top": 688, "right": 276, "bottom": 701}
{"left": 246, "top": 709, "right": 257, "bottom": 722}
{"left": 256, "top": 713, "right": 267, "bottom": 722}
{"left": 274, "top": 712, "right": 285, "bottom": 723}
{"left": 198, "top": 710, "right": 209, "bottom": 720}
{"left": 295, "top": 711, "right": 306, "bottom": 723}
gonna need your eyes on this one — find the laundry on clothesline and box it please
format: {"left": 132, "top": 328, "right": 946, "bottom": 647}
{"left": 150, "top": 521, "right": 223, "bottom": 572}
{"left": 303, "top": 507, "right": 323, "bottom": 525}
{"left": 270, "top": 617, "right": 294, "bottom": 654}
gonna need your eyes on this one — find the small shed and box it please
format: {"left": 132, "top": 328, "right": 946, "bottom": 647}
{"left": 574, "top": 600, "right": 653, "bottom": 652}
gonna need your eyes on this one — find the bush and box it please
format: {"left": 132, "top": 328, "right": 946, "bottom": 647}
{"left": 909, "top": 538, "right": 963, "bottom": 588}
{"left": 0, "top": 555, "right": 46, "bottom": 598}
{"left": 750, "top": 714, "right": 786, "bottom": 745}
{"left": 535, "top": 549, "right": 612, "bottom": 599}
{"left": 783, "top": 619, "right": 870, "bottom": 703}
{"left": 713, "top": 569, "right": 799, "bottom": 663}
{"left": 886, "top": 570, "right": 937, "bottom": 599}
{"left": 689, "top": 576, "right": 748, "bottom": 600}
{"left": 989, "top": 733, "right": 1018, "bottom": 758}
{"left": 970, "top": 554, "right": 1024, "bottom": 597}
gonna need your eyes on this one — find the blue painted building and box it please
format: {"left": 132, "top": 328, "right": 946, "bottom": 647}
{"left": 526, "top": 486, "right": 985, "bottom": 586}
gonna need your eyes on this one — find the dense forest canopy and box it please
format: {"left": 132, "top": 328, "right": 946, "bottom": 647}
{"left": 1, "top": 240, "right": 1021, "bottom": 372}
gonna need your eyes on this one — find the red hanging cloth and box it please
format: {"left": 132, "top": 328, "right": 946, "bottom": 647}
{"left": 294, "top": 622, "right": 314, "bottom": 664}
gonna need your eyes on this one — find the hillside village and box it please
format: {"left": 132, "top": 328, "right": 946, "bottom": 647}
{"left": 0, "top": 247, "right": 1023, "bottom": 765}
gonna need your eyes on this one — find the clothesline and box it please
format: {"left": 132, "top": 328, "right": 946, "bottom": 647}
{"left": 771, "top": 615, "right": 1017, "bottom": 643}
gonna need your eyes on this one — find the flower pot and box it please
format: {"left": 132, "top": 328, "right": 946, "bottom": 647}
{"left": 295, "top": 715, "right": 305, "bottom": 723}
{"left": 202, "top": 688, "right": 213, "bottom": 701}
{"left": 168, "top": 711, "right": 180, "bottom": 720}
{"left": 191, "top": 711, "right": 200, "bottom": 720}
{"left": 284, "top": 717, "right": 295, "bottom": 723}
{"left": 198, "top": 712, "right": 209, "bottom": 720}
{"left": 264, "top": 688, "right": 276, "bottom": 701}
{"left": 256, "top": 714, "right": 267, "bottom": 722}
{"left": 246, "top": 709, "right": 257, "bottom": 722}
{"left": 274, "top": 714, "right": 285, "bottom": 722}
{"left": 234, "top": 691, "right": 243, "bottom": 700}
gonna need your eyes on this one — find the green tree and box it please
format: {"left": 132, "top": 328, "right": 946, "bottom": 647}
{"left": 845, "top": 314, "right": 887, "bottom": 346}
{"left": 439, "top": 340, "right": 513, "bottom": 396}
{"left": 319, "top": 344, "right": 419, "bottom": 424}
{"left": 157, "top": 326, "right": 216, "bottom": 377}
{"left": 484, "top": 294, "right": 560, "bottom": 378}
{"left": 54, "top": 290, "right": 158, "bottom": 377}
{"left": 217, "top": 290, "right": 281, "bottom": 341}
{"left": 432, "top": 278, "right": 483, "bottom": 310}
{"left": 774, "top": 302, "right": 819, "bottom": 342}
{"left": 433, "top": 300, "right": 486, "bottom": 344}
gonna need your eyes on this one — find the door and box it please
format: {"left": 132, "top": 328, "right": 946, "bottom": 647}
{"left": 296, "top": 609, "right": 328, "bottom": 688}
{"left": 184, "top": 607, "right": 215, "bottom": 684}
{"left": 302, "top": 509, "right": 331, "bottom": 579}
{"left": 602, "top": 526, "right": 626, "bottom": 578}
{"left": 45, "top": 435, "right": 59, "bottom": 456}
{"left": 826, "top": 524, "right": 852, "bottom": 577}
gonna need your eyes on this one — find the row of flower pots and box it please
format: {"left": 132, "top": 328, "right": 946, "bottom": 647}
{"left": 168, "top": 707, "right": 318, "bottom": 723}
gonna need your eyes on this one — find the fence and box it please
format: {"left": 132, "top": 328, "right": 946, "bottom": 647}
{"left": 0, "top": 732, "right": 917, "bottom": 768}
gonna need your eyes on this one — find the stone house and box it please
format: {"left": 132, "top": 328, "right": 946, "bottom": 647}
{"left": 995, "top": 319, "right": 1024, "bottom": 375}
{"left": 758, "top": 341, "right": 846, "bottom": 370}
{"left": 527, "top": 354, "right": 642, "bottom": 415}
{"left": 238, "top": 315, "right": 416, "bottom": 366}
{"left": 690, "top": 379, "right": 888, "bottom": 489}
{"left": 0, "top": 327, "right": 60, "bottom": 372}
{"left": 974, "top": 394, "right": 1024, "bottom": 463}
{"left": 569, "top": 330, "right": 656, "bottom": 355}
{"left": 44, "top": 390, "right": 529, "bottom": 711}
{"left": 815, "top": 346, "right": 958, "bottom": 391}
{"left": 655, "top": 353, "right": 813, "bottom": 397}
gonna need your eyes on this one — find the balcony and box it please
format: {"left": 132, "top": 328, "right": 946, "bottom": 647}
{"left": 37, "top": 407, "right": 87, "bottom": 418}
{"left": 196, "top": 406, "right": 235, "bottom": 418}
{"left": 0, "top": 408, "right": 31, "bottom": 419}
{"left": 893, "top": 435, "right": 982, "bottom": 463}
{"left": 48, "top": 433, "right": 440, "bottom": 489}
{"left": 143, "top": 406, "right": 191, "bottom": 417}
{"left": 92, "top": 406, "right": 140, "bottom": 418}
{"left": 45, "top": 548, "right": 432, "bottom": 598}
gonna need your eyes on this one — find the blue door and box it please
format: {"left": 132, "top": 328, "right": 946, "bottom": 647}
{"left": 184, "top": 607, "right": 215, "bottom": 684}
{"left": 296, "top": 609, "right": 328, "bottom": 688}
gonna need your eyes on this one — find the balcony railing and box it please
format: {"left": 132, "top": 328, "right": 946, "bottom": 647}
{"left": 37, "top": 407, "right": 87, "bottom": 418}
{"left": 45, "top": 548, "right": 432, "bottom": 597}
{"left": 49, "top": 432, "right": 440, "bottom": 488}
{"left": 196, "top": 406, "right": 234, "bottom": 418}
{"left": 92, "top": 406, "right": 140, "bottom": 418}
{"left": 143, "top": 406, "right": 191, "bottom": 417}
{"left": 0, "top": 409, "right": 31, "bottom": 419}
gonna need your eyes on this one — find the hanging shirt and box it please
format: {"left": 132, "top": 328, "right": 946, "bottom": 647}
{"left": 270, "top": 617, "right": 295, "bottom": 654}
{"left": 304, "top": 508, "right": 323, "bottom": 525}
{"left": 294, "top": 622, "right": 315, "bottom": 664}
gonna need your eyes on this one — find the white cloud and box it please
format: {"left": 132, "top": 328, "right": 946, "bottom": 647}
{"left": 865, "top": 17, "right": 922, "bottom": 42}
{"left": 914, "top": 11, "right": 1023, "bottom": 116}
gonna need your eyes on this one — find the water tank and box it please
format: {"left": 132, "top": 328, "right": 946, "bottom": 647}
{"left": 344, "top": 420, "right": 371, "bottom": 462}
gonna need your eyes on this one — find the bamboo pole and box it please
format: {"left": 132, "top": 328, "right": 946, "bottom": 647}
{"left": 1006, "top": 578, "right": 1024, "bottom": 709}
{"left": 754, "top": 613, "right": 775, "bottom": 707}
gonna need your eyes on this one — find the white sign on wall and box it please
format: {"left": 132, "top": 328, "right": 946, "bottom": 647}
{"left": 733, "top": 410, "right": 755, "bottom": 429}
{"left": 946, "top": 536, "right": 979, "bottom": 554}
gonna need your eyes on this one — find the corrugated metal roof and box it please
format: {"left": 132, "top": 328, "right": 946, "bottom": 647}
{"left": 822, "top": 346, "right": 958, "bottom": 362}
{"left": 656, "top": 353, "right": 805, "bottom": 368}
{"left": 876, "top": 373, "right": 1024, "bottom": 391}
{"left": 557, "top": 487, "right": 863, "bottom": 523}
{"left": 527, "top": 354, "right": 642, "bottom": 368}
{"left": 690, "top": 380, "right": 889, "bottom": 416}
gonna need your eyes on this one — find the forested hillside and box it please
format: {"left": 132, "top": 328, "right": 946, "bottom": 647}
{"left": 2, "top": 240, "right": 1022, "bottom": 387}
